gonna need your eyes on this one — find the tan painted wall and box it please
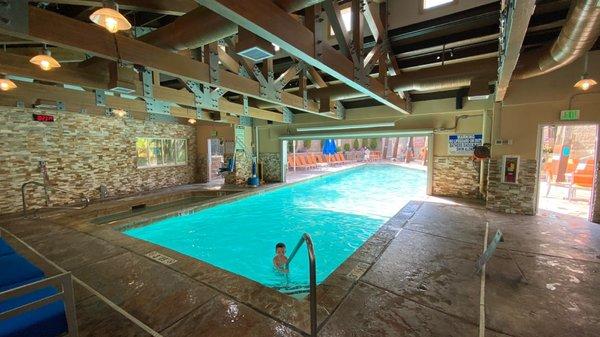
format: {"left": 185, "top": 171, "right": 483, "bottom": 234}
{"left": 196, "top": 123, "right": 235, "bottom": 156}
{"left": 491, "top": 53, "right": 600, "bottom": 159}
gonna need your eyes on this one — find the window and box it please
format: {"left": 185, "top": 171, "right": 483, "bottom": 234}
{"left": 136, "top": 137, "right": 187, "bottom": 168}
{"left": 422, "top": 0, "right": 456, "bottom": 10}
{"left": 329, "top": 6, "right": 352, "bottom": 36}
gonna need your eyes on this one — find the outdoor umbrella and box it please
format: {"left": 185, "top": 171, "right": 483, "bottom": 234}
{"left": 322, "top": 139, "right": 337, "bottom": 155}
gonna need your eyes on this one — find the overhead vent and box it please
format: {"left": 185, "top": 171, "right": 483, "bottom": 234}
{"left": 110, "top": 86, "right": 136, "bottom": 94}
{"left": 237, "top": 47, "right": 274, "bottom": 62}
{"left": 236, "top": 28, "right": 275, "bottom": 62}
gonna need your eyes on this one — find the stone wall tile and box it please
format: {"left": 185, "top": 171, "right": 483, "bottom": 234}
{"left": 0, "top": 108, "right": 197, "bottom": 214}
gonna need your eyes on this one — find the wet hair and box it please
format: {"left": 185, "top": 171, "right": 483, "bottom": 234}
{"left": 275, "top": 242, "right": 286, "bottom": 250}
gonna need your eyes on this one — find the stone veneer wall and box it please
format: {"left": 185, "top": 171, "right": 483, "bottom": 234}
{"left": 259, "top": 152, "right": 282, "bottom": 183}
{"left": 197, "top": 155, "right": 209, "bottom": 183}
{"left": 432, "top": 156, "right": 481, "bottom": 199}
{"left": 0, "top": 107, "right": 197, "bottom": 214}
{"left": 486, "top": 158, "right": 537, "bottom": 215}
{"left": 224, "top": 151, "right": 252, "bottom": 185}
{"left": 592, "top": 163, "right": 600, "bottom": 224}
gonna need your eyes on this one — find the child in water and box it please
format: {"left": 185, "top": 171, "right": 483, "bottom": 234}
{"left": 273, "top": 242, "right": 288, "bottom": 271}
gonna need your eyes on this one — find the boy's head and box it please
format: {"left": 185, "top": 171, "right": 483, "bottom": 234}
{"left": 275, "top": 242, "right": 286, "bottom": 255}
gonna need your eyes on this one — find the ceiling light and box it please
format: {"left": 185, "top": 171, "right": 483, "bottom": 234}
{"left": 111, "top": 108, "right": 127, "bottom": 117}
{"left": 272, "top": 43, "right": 280, "bottom": 52}
{"left": 574, "top": 53, "right": 597, "bottom": 91}
{"left": 574, "top": 77, "right": 597, "bottom": 91}
{"left": 29, "top": 47, "right": 60, "bottom": 71}
{"left": 297, "top": 122, "right": 396, "bottom": 132}
{"left": 0, "top": 75, "right": 17, "bottom": 91}
{"left": 188, "top": 118, "right": 197, "bottom": 124}
{"left": 89, "top": 1, "right": 132, "bottom": 33}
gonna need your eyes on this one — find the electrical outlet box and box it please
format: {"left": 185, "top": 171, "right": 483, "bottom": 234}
{"left": 495, "top": 139, "right": 513, "bottom": 145}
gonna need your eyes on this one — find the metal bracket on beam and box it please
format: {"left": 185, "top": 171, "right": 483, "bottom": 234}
{"left": 243, "top": 95, "right": 249, "bottom": 116}
{"left": 238, "top": 66, "right": 250, "bottom": 78}
{"left": 141, "top": 69, "right": 154, "bottom": 99}
{"left": 253, "top": 65, "right": 282, "bottom": 103}
{"left": 0, "top": 0, "right": 28, "bottom": 34}
{"left": 142, "top": 68, "right": 171, "bottom": 116}
{"left": 94, "top": 89, "right": 106, "bottom": 107}
{"left": 186, "top": 80, "right": 223, "bottom": 111}
{"left": 208, "top": 49, "right": 220, "bottom": 85}
{"left": 239, "top": 116, "right": 253, "bottom": 127}
{"left": 147, "top": 112, "right": 177, "bottom": 123}
{"left": 282, "top": 107, "right": 293, "bottom": 124}
{"left": 56, "top": 101, "right": 65, "bottom": 111}
{"left": 314, "top": 7, "right": 326, "bottom": 59}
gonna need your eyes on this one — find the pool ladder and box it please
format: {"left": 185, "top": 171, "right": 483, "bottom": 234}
{"left": 21, "top": 181, "right": 90, "bottom": 216}
{"left": 285, "top": 233, "right": 317, "bottom": 337}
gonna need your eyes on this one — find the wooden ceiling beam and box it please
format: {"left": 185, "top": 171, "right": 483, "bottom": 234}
{"left": 198, "top": 0, "right": 408, "bottom": 114}
{"left": 0, "top": 52, "right": 111, "bottom": 89}
{"left": 0, "top": 6, "right": 326, "bottom": 119}
{"left": 0, "top": 53, "right": 283, "bottom": 122}
{"left": 32, "top": 0, "right": 198, "bottom": 16}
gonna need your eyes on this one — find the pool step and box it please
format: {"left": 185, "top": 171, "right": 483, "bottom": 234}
{"left": 273, "top": 284, "right": 310, "bottom": 296}
{"left": 90, "top": 196, "right": 212, "bottom": 225}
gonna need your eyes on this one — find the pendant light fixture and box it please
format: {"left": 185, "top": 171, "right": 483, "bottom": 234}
{"left": 0, "top": 75, "right": 17, "bottom": 91}
{"left": 29, "top": 45, "right": 61, "bottom": 71}
{"left": 89, "top": 1, "right": 132, "bottom": 33}
{"left": 188, "top": 118, "right": 197, "bottom": 125}
{"left": 111, "top": 108, "right": 127, "bottom": 118}
{"left": 574, "top": 53, "right": 597, "bottom": 91}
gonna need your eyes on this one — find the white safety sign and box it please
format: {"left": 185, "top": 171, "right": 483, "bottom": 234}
{"left": 448, "top": 134, "right": 482, "bottom": 155}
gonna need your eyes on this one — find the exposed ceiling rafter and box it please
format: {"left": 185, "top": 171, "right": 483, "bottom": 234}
{"left": 0, "top": 6, "right": 342, "bottom": 120}
{"left": 29, "top": 0, "right": 198, "bottom": 16}
{"left": 196, "top": 0, "right": 408, "bottom": 114}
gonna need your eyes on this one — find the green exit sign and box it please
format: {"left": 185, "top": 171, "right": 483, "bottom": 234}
{"left": 560, "top": 109, "right": 580, "bottom": 121}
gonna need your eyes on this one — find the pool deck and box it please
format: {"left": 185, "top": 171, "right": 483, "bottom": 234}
{"left": 1, "top": 180, "right": 599, "bottom": 336}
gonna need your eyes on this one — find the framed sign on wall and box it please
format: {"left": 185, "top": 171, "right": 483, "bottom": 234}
{"left": 502, "top": 155, "right": 520, "bottom": 184}
{"left": 448, "top": 134, "right": 483, "bottom": 155}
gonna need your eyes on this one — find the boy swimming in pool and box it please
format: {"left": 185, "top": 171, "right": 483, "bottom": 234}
{"left": 273, "top": 242, "right": 288, "bottom": 271}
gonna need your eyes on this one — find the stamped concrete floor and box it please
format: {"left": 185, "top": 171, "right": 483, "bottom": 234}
{"left": 1, "top": 197, "right": 599, "bottom": 337}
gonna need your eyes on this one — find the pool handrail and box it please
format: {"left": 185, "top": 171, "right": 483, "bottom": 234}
{"left": 21, "top": 180, "right": 90, "bottom": 215}
{"left": 286, "top": 233, "right": 317, "bottom": 337}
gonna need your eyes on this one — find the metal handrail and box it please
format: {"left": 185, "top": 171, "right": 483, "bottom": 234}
{"left": 21, "top": 181, "right": 90, "bottom": 215}
{"left": 285, "top": 233, "right": 317, "bottom": 337}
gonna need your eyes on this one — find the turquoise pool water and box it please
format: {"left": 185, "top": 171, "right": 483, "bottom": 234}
{"left": 124, "top": 164, "right": 426, "bottom": 293}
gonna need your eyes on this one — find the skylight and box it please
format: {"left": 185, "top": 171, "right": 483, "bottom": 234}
{"left": 423, "top": 0, "right": 454, "bottom": 10}
{"left": 330, "top": 6, "right": 352, "bottom": 35}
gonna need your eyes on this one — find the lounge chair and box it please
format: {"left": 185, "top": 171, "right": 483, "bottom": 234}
{"left": 306, "top": 154, "right": 320, "bottom": 168}
{"left": 297, "top": 155, "right": 316, "bottom": 169}
{"left": 288, "top": 155, "right": 309, "bottom": 170}
{"left": 336, "top": 153, "right": 350, "bottom": 164}
{"left": 315, "top": 154, "right": 328, "bottom": 166}
{"left": 568, "top": 159, "right": 595, "bottom": 199}
{"left": 0, "top": 235, "right": 77, "bottom": 337}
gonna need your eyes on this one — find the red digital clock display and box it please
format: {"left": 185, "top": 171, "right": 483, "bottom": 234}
{"left": 32, "top": 114, "right": 55, "bottom": 122}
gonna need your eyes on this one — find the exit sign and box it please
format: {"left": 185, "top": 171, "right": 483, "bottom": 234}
{"left": 560, "top": 109, "right": 580, "bottom": 121}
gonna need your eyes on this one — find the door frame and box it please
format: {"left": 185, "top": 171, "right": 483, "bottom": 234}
{"left": 534, "top": 122, "right": 600, "bottom": 219}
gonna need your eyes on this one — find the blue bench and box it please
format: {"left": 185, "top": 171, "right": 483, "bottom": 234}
{"left": 0, "top": 237, "right": 77, "bottom": 337}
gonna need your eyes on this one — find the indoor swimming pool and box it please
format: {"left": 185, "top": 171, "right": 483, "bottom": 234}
{"left": 124, "top": 164, "right": 426, "bottom": 293}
